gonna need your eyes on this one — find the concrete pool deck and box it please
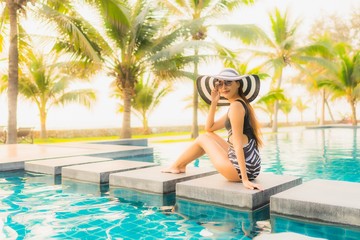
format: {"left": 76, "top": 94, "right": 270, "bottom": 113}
{"left": 0, "top": 140, "right": 153, "bottom": 171}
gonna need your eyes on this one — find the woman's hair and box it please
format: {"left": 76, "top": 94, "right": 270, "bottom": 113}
{"left": 238, "top": 87, "right": 263, "bottom": 148}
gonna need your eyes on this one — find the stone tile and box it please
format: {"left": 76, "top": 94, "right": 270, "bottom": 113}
{"left": 0, "top": 161, "right": 24, "bottom": 171}
{"left": 254, "top": 232, "right": 326, "bottom": 240}
{"left": 109, "top": 166, "right": 217, "bottom": 193}
{"left": 25, "top": 156, "right": 112, "bottom": 175}
{"left": 62, "top": 160, "right": 157, "bottom": 183}
{"left": 62, "top": 178, "right": 108, "bottom": 196}
{"left": 110, "top": 187, "right": 175, "bottom": 207}
{"left": 176, "top": 173, "right": 302, "bottom": 210}
{"left": 270, "top": 179, "right": 360, "bottom": 227}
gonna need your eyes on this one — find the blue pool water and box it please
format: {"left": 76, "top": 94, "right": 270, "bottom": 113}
{"left": 0, "top": 127, "right": 360, "bottom": 239}
{"left": 152, "top": 127, "right": 360, "bottom": 183}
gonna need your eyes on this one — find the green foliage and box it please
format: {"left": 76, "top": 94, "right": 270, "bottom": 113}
{"left": 17, "top": 51, "right": 97, "bottom": 137}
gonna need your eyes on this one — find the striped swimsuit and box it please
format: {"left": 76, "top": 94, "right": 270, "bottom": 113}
{"left": 225, "top": 100, "right": 261, "bottom": 180}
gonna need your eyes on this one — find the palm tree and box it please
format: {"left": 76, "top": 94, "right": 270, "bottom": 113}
{"left": 279, "top": 97, "right": 292, "bottom": 124}
{"left": 291, "top": 35, "right": 338, "bottom": 125}
{"left": 3, "top": 0, "right": 26, "bottom": 143}
{"left": 255, "top": 89, "right": 286, "bottom": 127}
{"left": 87, "top": 0, "right": 198, "bottom": 138}
{"left": 159, "top": 0, "right": 256, "bottom": 138}
{"left": 294, "top": 97, "right": 308, "bottom": 123}
{"left": 318, "top": 46, "right": 360, "bottom": 125}
{"left": 305, "top": 17, "right": 360, "bottom": 125}
{"left": 111, "top": 75, "right": 172, "bottom": 134}
{"left": 227, "top": 8, "right": 327, "bottom": 132}
{"left": 17, "top": 51, "right": 97, "bottom": 138}
{"left": 1, "top": 0, "right": 107, "bottom": 143}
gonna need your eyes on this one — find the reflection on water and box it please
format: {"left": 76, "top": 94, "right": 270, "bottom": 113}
{"left": 176, "top": 198, "right": 270, "bottom": 239}
{"left": 260, "top": 127, "right": 360, "bottom": 182}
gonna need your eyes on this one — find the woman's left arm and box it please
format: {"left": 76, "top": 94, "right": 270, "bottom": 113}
{"left": 229, "top": 102, "right": 262, "bottom": 190}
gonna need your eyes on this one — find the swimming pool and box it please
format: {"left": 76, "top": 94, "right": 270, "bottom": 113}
{"left": 153, "top": 127, "right": 360, "bottom": 183}
{"left": 0, "top": 127, "right": 359, "bottom": 239}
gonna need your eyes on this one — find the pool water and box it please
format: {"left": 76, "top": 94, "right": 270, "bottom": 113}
{"left": 0, "top": 171, "right": 269, "bottom": 239}
{"left": 153, "top": 127, "right": 360, "bottom": 183}
{"left": 1, "top": 127, "right": 360, "bottom": 239}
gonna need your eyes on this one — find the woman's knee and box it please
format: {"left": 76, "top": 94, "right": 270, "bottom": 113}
{"left": 195, "top": 132, "right": 214, "bottom": 144}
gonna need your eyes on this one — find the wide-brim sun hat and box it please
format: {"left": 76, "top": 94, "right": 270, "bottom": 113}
{"left": 196, "top": 68, "right": 260, "bottom": 106}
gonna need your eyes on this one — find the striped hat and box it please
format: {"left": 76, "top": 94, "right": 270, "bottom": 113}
{"left": 196, "top": 68, "right": 260, "bottom": 106}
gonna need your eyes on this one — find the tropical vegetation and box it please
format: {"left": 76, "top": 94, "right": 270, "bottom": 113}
{"left": 18, "top": 50, "right": 98, "bottom": 138}
{"left": 0, "top": 0, "right": 359, "bottom": 143}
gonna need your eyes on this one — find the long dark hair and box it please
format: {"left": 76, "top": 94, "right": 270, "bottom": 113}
{"left": 238, "top": 88, "right": 263, "bottom": 148}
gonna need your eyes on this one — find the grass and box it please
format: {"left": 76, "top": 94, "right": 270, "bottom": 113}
{"left": 33, "top": 131, "right": 196, "bottom": 144}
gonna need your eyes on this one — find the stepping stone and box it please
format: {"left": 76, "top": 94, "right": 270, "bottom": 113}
{"left": 0, "top": 161, "right": 24, "bottom": 171}
{"left": 62, "top": 178, "right": 108, "bottom": 196}
{"left": 254, "top": 232, "right": 326, "bottom": 240}
{"left": 25, "top": 156, "right": 112, "bottom": 175}
{"left": 26, "top": 173, "right": 61, "bottom": 185}
{"left": 109, "top": 166, "right": 217, "bottom": 193}
{"left": 110, "top": 187, "right": 175, "bottom": 207}
{"left": 270, "top": 179, "right": 360, "bottom": 227}
{"left": 62, "top": 160, "right": 157, "bottom": 183}
{"left": 176, "top": 173, "right": 302, "bottom": 210}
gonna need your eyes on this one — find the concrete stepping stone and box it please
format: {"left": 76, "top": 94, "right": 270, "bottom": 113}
{"left": 270, "top": 179, "right": 360, "bottom": 227}
{"left": 62, "top": 178, "right": 108, "bottom": 196}
{"left": 110, "top": 187, "right": 175, "bottom": 207}
{"left": 254, "top": 232, "right": 326, "bottom": 240}
{"left": 109, "top": 166, "right": 218, "bottom": 193}
{"left": 176, "top": 173, "right": 302, "bottom": 210}
{"left": 62, "top": 160, "right": 157, "bottom": 183}
{"left": 25, "top": 156, "right": 112, "bottom": 175}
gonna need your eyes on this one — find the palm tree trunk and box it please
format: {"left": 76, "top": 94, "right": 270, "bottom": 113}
{"left": 40, "top": 107, "right": 47, "bottom": 139}
{"left": 191, "top": 49, "right": 199, "bottom": 139}
{"left": 325, "top": 99, "right": 335, "bottom": 123}
{"left": 272, "top": 101, "right": 279, "bottom": 132}
{"left": 6, "top": 0, "right": 19, "bottom": 144}
{"left": 272, "top": 71, "right": 283, "bottom": 132}
{"left": 121, "top": 87, "right": 132, "bottom": 138}
{"left": 142, "top": 112, "right": 150, "bottom": 134}
{"left": 349, "top": 99, "right": 357, "bottom": 126}
{"left": 320, "top": 89, "right": 325, "bottom": 125}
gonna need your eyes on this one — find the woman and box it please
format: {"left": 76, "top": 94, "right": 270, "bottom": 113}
{"left": 163, "top": 68, "right": 263, "bottom": 190}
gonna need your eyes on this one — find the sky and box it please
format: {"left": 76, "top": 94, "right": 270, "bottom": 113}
{"left": 0, "top": 0, "right": 359, "bottom": 130}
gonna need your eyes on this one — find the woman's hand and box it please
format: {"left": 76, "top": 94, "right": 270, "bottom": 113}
{"left": 242, "top": 179, "right": 263, "bottom": 191}
{"left": 211, "top": 86, "right": 220, "bottom": 104}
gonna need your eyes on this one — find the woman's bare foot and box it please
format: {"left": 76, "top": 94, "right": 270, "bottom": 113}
{"left": 161, "top": 166, "right": 186, "bottom": 174}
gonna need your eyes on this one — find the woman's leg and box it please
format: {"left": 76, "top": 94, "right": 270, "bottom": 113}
{"left": 162, "top": 132, "right": 240, "bottom": 181}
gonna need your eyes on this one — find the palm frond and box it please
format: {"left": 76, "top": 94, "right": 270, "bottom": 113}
{"left": 214, "top": 24, "right": 273, "bottom": 46}
{"left": 37, "top": 3, "right": 103, "bottom": 63}
{"left": 56, "top": 89, "right": 96, "bottom": 108}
